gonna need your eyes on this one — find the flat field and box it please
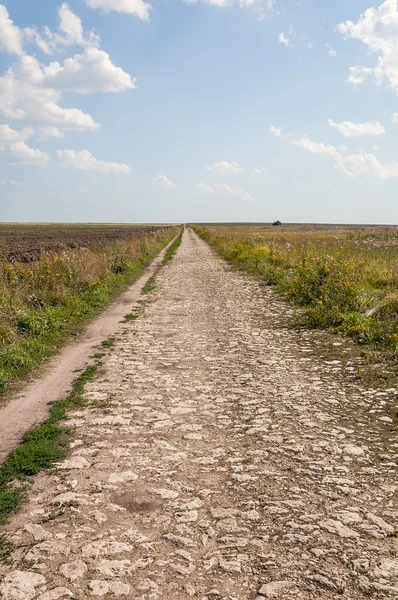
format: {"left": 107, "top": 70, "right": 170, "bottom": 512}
{"left": 194, "top": 224, "right": 398, "bottom": 353}
{"left": 0, "top": 223, "right": 177, "bottom": 391}
{"left": 0, "top": 223, "right": 163, "bottom": 262}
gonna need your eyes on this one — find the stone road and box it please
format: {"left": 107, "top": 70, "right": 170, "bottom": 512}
{"left": 1, "top": 228, "right": 398, "bottom": 599}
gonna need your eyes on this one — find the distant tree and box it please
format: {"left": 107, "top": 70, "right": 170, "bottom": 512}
{"left": 272, "top": 220, "right": 282, "bottom": 226}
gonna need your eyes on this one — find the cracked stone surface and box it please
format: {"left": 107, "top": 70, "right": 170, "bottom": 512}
{"left": 1, "top": 228, "right": 398, "bottom": 599}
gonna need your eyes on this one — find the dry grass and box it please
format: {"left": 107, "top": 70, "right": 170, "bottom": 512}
{"left": 194, "top": 224, "right": 398, "bottom": 352}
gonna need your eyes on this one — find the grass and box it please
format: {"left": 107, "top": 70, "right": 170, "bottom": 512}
{"left": 142, "top": 227, "right": 184, "bottom": 295}
{"left": 162, "top": 227, "right": 184, "bottom": 265}
{"left": 193, "top": 224, "right": 398, "bottom": 354}
{"left": 0, "top": 364, "right": 98, "bottom": 529}
{"left": 0, "top": 227, "right": 178, "bottom": 394}
{"left": 121, "top": 313, "right": 139, "bottom": 322}
{"left": 0, "top": 533, "right": 13, "bottom": 564}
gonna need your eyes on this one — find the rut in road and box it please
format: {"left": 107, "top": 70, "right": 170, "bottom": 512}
{"left": 1, "top": 228, "right": 398, "bottom": 600}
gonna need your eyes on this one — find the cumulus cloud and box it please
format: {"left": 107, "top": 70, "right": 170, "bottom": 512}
{"left": 57, "top": 149, "right": 131, "bottom": 174}
{"left": 0, "top": 48, "right": 133, "bottom": 132}
{"left": 328, "top": 119, "right": 385, "bottom": 137}
{"left": 2, "top": 141, "right": 51, "bottom": 165}
{"left": 338, "top": 0, "right": 398, "bottom": 95}
{"left": 293, "top": 137, "right": 340, "bottom": 158}
{"left": 0, "top": 5, "right": 23, "bottom": 55}
{"left": 0, "top": 124, "right": 32, "bottom": 142}
{"left": 278, "top": 32, "right": 292, "bottom": 47}
{"left": 206, "top": 160, "right": 243, "bottom": 174}
{"left": 24, "top": 3, "right": 100, "bottom": 54}
{"left": 253, "top": 167, "right": 268, "bottom": 174}
{"left": 42, "top": 48, "right": 135, "bottom": 93}
{"left": 84, "top": 0, "right": 152, "bottom": 20}
{"left": 291, "top": 130, "right": 398, "bottom": 179}
{"left": 152, "top": 174, "right": 177, "bottom": 188}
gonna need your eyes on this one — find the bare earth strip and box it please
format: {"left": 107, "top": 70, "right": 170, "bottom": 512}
{"left": 1, "top": 228, "right": 398, "bottom": 599}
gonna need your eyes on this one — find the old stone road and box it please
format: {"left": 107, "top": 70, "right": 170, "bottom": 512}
{"left": 1, "top": 229, "right": 398, "bottom": 599}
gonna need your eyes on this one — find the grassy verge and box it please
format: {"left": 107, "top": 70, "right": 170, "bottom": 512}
{"left": 0, "top": 228, "right": 178, "bottom": 394}
{"left": 0, "top": 365, "right": 99, "bottom": 534}
{"left": 142, "top": 227, "right": 184, "bottom": 294}
{"left": 193, "top": 225, "right": 398, "bottom": 356}
{"left": 0, "top": 227, "right": 185, "bottom": 550}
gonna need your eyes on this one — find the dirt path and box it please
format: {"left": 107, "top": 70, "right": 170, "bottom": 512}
{"left": 0, "top": 235, "right": 177, "bottom": 464}
{"left": 1, "top": 229, "right": 398, "bottom": 599}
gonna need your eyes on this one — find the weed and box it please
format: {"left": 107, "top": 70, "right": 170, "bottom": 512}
{"left": 0, "top": 365, "right": 97, "bottom": 524}
{"left": 194, "top": 225, "right": 398, "bottom": 353}
{"left": 0, "top": 228, "right": 178, "bottom": 393}
{"left": 101, "top": 338, "right": 115, "bottom": 349}
{"left": 121, "top": 313, "right": 139, "bottom": 322}
{"left": 0, "top": 533, "right": 13, "bottom": 564}
{"left": 142, "top": 276, "right": 155, "bottom": 294}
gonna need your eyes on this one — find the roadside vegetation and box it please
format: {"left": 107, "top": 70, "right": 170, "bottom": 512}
{"left": 0, "top": 227, "right": 177, "bottom": 392}
{"left": 193, "top": 225, "right": 398, "bottom": 354}
{"left": 142, "top": 226, "right": 184, "bottom": 294}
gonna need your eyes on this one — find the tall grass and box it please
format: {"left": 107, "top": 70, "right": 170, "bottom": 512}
{"left": 194, "top": 225, "right": 398, "bottom": 352}
{"left": 0, "top": 228, "right": 177, "bottom": 391}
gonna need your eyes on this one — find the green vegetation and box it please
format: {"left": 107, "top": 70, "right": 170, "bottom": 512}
{"left": 142, "top": 227, "right": 184, "bottom": 295}
{"left": 162, "top": 227, "right": 184, "bottom": 265}
{"left": 0, "top": 227, "right": 177, "bottom": 393}
{"left": 0, "top": 533, "right": 13, "bottom": 564}
{"left": 193, "top": 225, "right": 398, "bottom": 352}
{"left": 0, "top": 365, "right": 98, "bottom": 527}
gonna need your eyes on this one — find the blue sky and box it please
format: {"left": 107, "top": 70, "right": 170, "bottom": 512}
{"left": 0, "top": 0, "right": 398, "bottom": 223}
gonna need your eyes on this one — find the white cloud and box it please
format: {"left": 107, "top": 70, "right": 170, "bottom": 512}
{"left": 42, "top": 48, "right": 135, "bottom": 93}
{"left": 290, "top": 130, "right": 398, "bottom": 179}
{"left": 206, "top": 160, "right": 243, "bottom": 174}
{"left": 346, "top": 66, "right": 373, "bottom": 85}
{"left": 293, "top": 137, "right": 340, "bottom": 158}
{"left": 326, "top": 43, "right": 336, "bottom": 57}
{"left": 0, "top": 5, "right": 23, "bottom": 55}
{"left": 337, "top": 152, "right": 398, "bottom": 178}
{"left": 57, "top": 149, "right": 131, "bottom": 174}
{"left": 197, "top": 182, "right": 215, "bottom": 193}
{"left": 152, "top": 174, "right": 177, "bottom": 188}
{"left": 338, "top": 0, "right": 398, "bottom": 95}
{"left": 0, "top": 48, "right": 133, "bottom": 132}
{"left": 84, "top": 0, "right": 152, "bottom": 20}
{"left": 218, "top": 184, "right": 255, "bottom": 202}
{"left": 269, "top": 125, "right": 283, "bottom": 136}
{"left": 36, "top": 126, "right": 65, "bottom": 139}
{"left": 0, "top": 124, "right": 32, "bottom": 142}
{"left": 328, "top": 119, "right": 385, "bottom": 137}
{"left": 3, "top": 141, "right": 51, "bottom": 165}
{"left": 253, "top": 167, "right": 268, "bottom": 174}
{"left": 24, "top": 3, "right": 100, "bottom": 54}
{"left": 278, "top": 32, "right": 292, "bottom": 47}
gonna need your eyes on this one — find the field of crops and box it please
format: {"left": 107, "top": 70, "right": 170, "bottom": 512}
{"left": 194, "top": 224, "right": 398, "bottom": 353}
{"left": 0, "top": 224, "right": 163, "bottom": 262}
{"left": 0, "top": 224, "right": 177, "bottom": 391}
